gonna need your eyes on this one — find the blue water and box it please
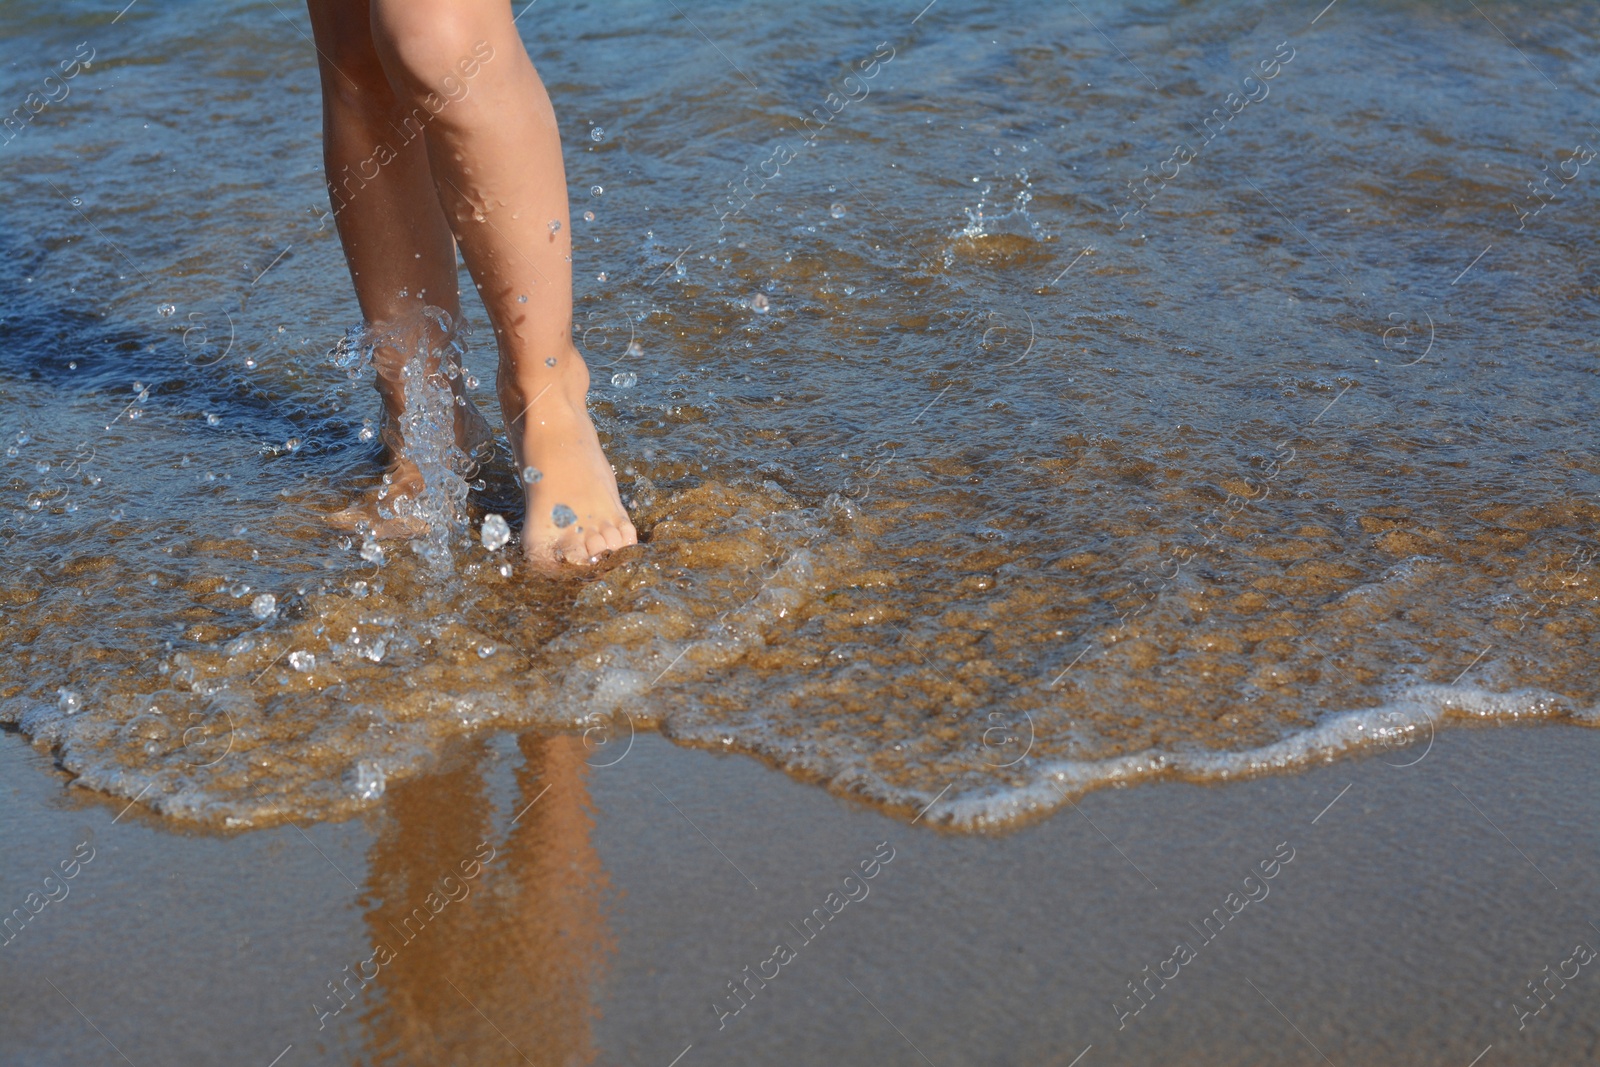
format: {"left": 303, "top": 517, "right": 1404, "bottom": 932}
{"left": 1, "top": 0, "right": 1597, "bottom": 828}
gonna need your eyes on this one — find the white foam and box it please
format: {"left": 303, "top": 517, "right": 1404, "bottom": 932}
{"left": 920, "top": 684, "right": 1593, "bottom": 829}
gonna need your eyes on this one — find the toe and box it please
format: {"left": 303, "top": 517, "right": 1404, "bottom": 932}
{"left": 583, "top": 529, "right": 612, "bottom": 560}
{"left": 598, "top": 522, "right": 628, "bottom": 552}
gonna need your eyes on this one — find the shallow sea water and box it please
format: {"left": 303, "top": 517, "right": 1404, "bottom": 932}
{"left": 1, "top": 0, "right": 1597, "bottom": 829}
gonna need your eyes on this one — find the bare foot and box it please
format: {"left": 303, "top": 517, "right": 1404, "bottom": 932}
{"left": 504, "top": 345, "right": 637, "bottom": 569}
{"left": 326, "top": 358, "right": 495, "bottom": 538}
{"left": 326, "top": 457, "right": 429, "bottom": 538}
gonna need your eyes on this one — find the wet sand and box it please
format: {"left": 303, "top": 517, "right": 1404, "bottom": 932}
{"left": 4, "top": 719, "right": 1597, "bottom": 1066}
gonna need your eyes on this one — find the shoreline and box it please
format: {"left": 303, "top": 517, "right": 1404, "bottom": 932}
{"left": 4, "top": 718, "right": 1598, "bottom": 1064}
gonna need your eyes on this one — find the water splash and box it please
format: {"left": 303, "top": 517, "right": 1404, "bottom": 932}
{"left": 333, "top": 306, "right": 474, "bottom": 571}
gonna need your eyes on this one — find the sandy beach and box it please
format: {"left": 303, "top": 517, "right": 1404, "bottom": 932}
{"left": 5, "top": 719, "right": 1597, "bottom": 1065}
{"left": 4, "top": 0, "right": 1598, "bottom": 1062}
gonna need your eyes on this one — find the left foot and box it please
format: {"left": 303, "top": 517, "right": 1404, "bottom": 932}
{"left": 503, "top": 346, "right": 637, "bottom": 569}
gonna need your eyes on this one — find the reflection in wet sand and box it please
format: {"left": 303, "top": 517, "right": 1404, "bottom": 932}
{"left": 359, "top": 735, "right": 612, "bottom": 1066}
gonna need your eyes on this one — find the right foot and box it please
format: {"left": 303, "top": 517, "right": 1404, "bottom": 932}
{"left": 326, "top": 337, "right": 496, "bottom": 538}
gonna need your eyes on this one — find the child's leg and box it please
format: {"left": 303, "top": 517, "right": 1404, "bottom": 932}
{"left": 369, "top": 0, "right": 637, "bottom": 567}
{"left": 307, "top": 0, "right": 493, "bottom": 537}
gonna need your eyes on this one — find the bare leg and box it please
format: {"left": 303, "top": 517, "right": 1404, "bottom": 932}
{"left": 368, "top": 0, "right": 637, "bottom": 567}
{"left": 307, "top": 0, "right": 495, "bottom": 537}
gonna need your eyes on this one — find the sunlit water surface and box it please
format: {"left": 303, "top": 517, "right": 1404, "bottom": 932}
{"left": 2, "top": 0, "right": 1597, "bottom": 828}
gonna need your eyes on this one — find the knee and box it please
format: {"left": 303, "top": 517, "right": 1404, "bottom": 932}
{"left": 370, "top": 1, "right": 497, "bottom": 110}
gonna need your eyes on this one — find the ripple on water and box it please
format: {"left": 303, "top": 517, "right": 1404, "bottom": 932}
{"left": 1, "top": 0, "right": 1598, "bottom": 828}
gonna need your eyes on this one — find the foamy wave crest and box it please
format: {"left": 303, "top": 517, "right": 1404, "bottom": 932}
{"left": 916, "top": 685, "right": 1596, "bottom": 830}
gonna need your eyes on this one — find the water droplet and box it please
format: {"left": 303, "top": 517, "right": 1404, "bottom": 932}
{"left": 127, "top": 408, "right": 143, "bottom": 420}
{"left": 464, "top": 373, "right": 479, "bottom": 389}
{"left": 359, "top": 538, "right": 385, "bottom": 564}
{"left": 361, "top": 638, "right": 387, "bottom": 662}
{"left": 480, "top": 513, "right": 511, "bottom": 551}
{"left": 224, "top": 635, "right": 256, "bottom": 657}
{"left": 157, "top": 303, "right": 176, "bottom": 317}
{"left": 284, "top": 437, "right": 301, "bottom": 452}
{"left": 57, "top": 689, "right": 82, "bottom": 715}
{"left": 548, "top": 219, "right": 562, "bottom": 233}
{"left": 206, "top": 413, "right": 221, "bottom": 426}
{"left": 551, "top": 503, "right": 577, "bottom": 528}
{"left": 517, "top": 294, "right": 528, "bottom": 303}
{"left": 499, "top": 562, "right": 514, "bottom": 577}
{"left": 288, "top": 650, "right": 316, "bottom": 672}
{"left": 626, "top": 340, "right": 643, "bottom": 357}
{"left": 752, "top": 293, "right": 771, "bottom": 312}
{"left": 477, "top": 643, "right": 496, "bottom": 658}
{"left": 590, "top": 184, "right": 603, "bottom": 196}
{"left": 250, "top": 593, "right": 277, "bottom": 619}
{"left": 610, "top": 371, "right": 638, "bottom": 388}
{"left": 583, "top": 210, "right": 595, "bottom": 222}
{"left": 346, "top": 760, "right": 386, "bottom": 800}
{"left": 589, "top": 127, "right": 606, "bottom": 142}
{"left": 358, "top": 422, "right": 375, "bottom": 443}
{"left": 229, "top": 582, "right": 252, "bottom": 598}
{"left": 830, "top": 202, "right": 846, "bottom": 218}
{"left": 521, "top": 466, "right": 542, "bottom": 485}
{"left": 243, "top": 358, "right": 257, "bottom": 369}
{"left": 70, "top": 197, "right": 83, "bottom": 206}
{"left": 545, "top": 356, "right": 558, "bottom": 367}
{"left": 596, "top": 272, "right": 608, "bottom": 282}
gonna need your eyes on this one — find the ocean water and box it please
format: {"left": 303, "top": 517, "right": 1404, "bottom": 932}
{"left": 2, "top": 0, "right": 1596, "bottom": 829}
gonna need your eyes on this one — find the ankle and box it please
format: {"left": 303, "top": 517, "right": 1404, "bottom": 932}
{"left": 499, "top": 344, "right": 589, "bottom": 407}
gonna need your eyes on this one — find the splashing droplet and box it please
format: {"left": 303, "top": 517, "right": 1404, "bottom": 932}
{"left": 590, "top": 184, "right": 603, "bottom": 196}
{"left": 626, "top": 339, "right": 643, "bottom": 357}
{"left": 752, "top": 293, "right": 771, "bottom": 312}
{"left": 157, "top": 303, "right": 176, "bottom": 317}
{"left": 480, "top": 513, "right": 511, "bottom": 551}
{"left": 521, "top": 466, "right": 542, "bottom": 485}
{"left": 610, "top": 371, "right": 638, "bottom": 388}
{"left": 288, "top": 650, "right": 316, "bottom": 673}
{"left": 517, "top": 294, "right": 528, "bottom": 303}
{"left": 548, "top": 219, "right": 562, "bottom": 233}
{"left": 346, "top": 761, "right": 386, "bottom": 800}
{"left": 589, "top": 127, "right": 606, "bottom": 142}
{"left": 250, "top": 593, "right": 277, "bottom": 619}
{"left": 545, "top": 357, "right": 558, "bottom": 367}
{"left": 583, "top": 210, "right": 595, "bottom": 222}
{"left": 57, "top": 689, "right": 83, "bottom": 715}
{"left": 830, "top": 202, "right": 846, "bottom": 218}
{"left": 551, "top": 503, "right": 577, "bottom": 528}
